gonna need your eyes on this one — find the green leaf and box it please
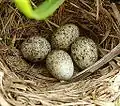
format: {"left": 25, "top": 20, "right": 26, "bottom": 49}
{"left": 33, "top": 0, "right": 65, "bottom": 20}
{"left": 14, "top": 0, "right": 33, "bottom": 18}
{"left": 14, "top": 0, "right": 65, "bottom": 20}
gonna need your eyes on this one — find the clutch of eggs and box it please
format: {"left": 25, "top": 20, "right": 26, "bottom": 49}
{"left": 20, "top": 24, "right": 98, "bottom": 81}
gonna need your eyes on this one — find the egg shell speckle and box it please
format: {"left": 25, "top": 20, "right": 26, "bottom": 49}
{"left": 51, "top": 24, "right": 79, "bottom": 50}
{"left": 21, "top": 36, "right": 51, "bottom": 62}
{"left": 71, "top": 37, "right": 98, "bottom": 69}
{"left": 46, "top": 50, "right": 74, "bottom": 80}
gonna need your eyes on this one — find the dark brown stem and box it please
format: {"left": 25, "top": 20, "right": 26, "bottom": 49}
{"left": 71, "top": 43, "right": 120, "bottom": 82}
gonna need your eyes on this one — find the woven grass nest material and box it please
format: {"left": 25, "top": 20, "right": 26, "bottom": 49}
{"left": 0, "top": 0, "right": 120, "bottom": 106}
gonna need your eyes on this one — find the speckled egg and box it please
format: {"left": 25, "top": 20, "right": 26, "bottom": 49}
{"left": 71, "top": 37, "right": 98, "bottom": 69}
{"left": 51, "top": 24, "right": 79, "bottom": 50}
{"left": 21, "top": 36, "right": 51, "bottom": 62}
{"left": 46, "top": 50, "right": 74, "bottom": 80}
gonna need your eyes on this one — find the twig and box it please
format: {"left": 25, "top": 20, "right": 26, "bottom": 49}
{"left": 96, "top": 0, "right": 100, "bottom": 21}
{"left": 71, "top": 43, "right": 120, "bottom": 82}
{"left": 111, "top": 3, "right": 120, "bottom": 27}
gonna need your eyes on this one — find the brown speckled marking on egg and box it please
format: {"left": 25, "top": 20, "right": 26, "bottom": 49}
{"left": 46, "top": 50, "right": 74, "bottom": 80}
{"left": 21, "top": 36, "right": 51, "bottom": 62}
{"left": 71, "top": 37, "right": 98, "bottom": 69}
{"left": 51, "top": 24, "right": 79, "bottom": 50}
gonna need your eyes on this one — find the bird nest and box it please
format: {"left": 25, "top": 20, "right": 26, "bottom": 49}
{"left": 0, "top": 0, "right": 120, "bottom": 106}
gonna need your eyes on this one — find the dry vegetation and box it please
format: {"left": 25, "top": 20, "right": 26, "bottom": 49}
{"left": 0, "top": 0, "right": 120, "bottom": 106}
